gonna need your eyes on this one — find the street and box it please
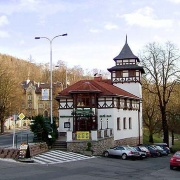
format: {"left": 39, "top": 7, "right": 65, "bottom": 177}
{"left": 0, "top": 129, "right": 34, "bottom": 148}
{"left": 0, "top": 154, "right": 179, "bottom": 180}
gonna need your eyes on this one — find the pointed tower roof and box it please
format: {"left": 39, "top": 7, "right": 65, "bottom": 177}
{"left": 113, "top": 35, "right": 139, "bottom": 62}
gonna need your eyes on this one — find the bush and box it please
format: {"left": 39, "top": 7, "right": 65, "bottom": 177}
{"left": 30, "top": 115, "right": 58, "bottom": 146}
{"left": 86, "top": 142, "right": 92, "bottom": 151}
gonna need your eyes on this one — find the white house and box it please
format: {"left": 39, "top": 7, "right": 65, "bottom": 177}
{"left": 55, "top": 37, "right": 145, "bottom": 155}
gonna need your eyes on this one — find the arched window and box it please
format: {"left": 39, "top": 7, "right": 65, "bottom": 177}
{"left": 44, "top": 110, "right": 48, "bottom": 117}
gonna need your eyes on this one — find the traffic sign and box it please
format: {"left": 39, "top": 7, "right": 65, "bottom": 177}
{"left": 18, "top": 113, "right": 25, "bottom": 120}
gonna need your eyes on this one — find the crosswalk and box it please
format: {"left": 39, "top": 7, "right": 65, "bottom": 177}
{"left": 32, "top": 150, "right": 95, "bottom": 164}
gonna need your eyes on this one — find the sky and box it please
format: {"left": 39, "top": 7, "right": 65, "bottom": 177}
{"left": 0, "top": 0, "right": 180, "bottom": 73}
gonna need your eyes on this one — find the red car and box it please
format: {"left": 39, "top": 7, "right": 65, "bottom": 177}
{"left": 170, "top": 151, "right": 180, "bottom": 170}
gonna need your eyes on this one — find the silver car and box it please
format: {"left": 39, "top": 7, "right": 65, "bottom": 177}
{"left": 103, "top": 146, "right": 140, "bottom": 160}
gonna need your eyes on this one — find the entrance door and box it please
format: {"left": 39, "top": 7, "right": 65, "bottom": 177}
{"left": 76, "top": 117, "right": 91, "bottom": 131}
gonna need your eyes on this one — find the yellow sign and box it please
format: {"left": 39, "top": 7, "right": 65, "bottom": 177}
{"left": 76, "top": 131, "right": 90, "bottom": 140}
{"left": 18, "top": 113, "right": 25, "bottom": 120}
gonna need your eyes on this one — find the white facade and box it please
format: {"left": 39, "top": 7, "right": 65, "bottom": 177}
{"left": 114, "top": 83, "right": 142, "bottom": 99}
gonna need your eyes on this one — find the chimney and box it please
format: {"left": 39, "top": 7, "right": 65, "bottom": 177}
{"left": 94, "top": 74, "right": 102, "bottom": 81}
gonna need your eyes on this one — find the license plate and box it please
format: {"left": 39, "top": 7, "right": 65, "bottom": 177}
{"left": 176, "top": 159, "right": 180, "bottom": 161}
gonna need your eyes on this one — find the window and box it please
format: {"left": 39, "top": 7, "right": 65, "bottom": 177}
{"left": 77, "top": 94, "right": 94, "bottom": 107}
{"left": 124, "top": 99, "right": 127, "bottom": 109}
{"left": 28, "top": 95, "right": 32, "bottom": 100}
{"left": 129, "top": 117, "right": 132, "bottom": 129}
{"left": 39, "top": 104, "right": 43, "bottom": 108}
{"left": 129, "top": 100, "right": 132, "bottom": 109}
{"left": 129, "top": 70, "right": 136, "bottom": 77}
{"left": 28, "top": 103, "right": 32, "bottom": 108}
{"left": 117, "top": 117, "right": 121, "bottom": 130}
{"left": 123, "top": 117, "right": 126, "bottom": 129}
{"left": 116, "top": 71, "right": 123, "bottom": 78}
{"left": 116, "top": 98, "right": 120, "bottom": 109}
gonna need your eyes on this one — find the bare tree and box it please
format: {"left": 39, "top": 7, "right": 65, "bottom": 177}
{"left": 140, "top": 42, "right": 180, "bottom": 146}
{"left": 142, "top": 81, "right": 162, "bottom": 143}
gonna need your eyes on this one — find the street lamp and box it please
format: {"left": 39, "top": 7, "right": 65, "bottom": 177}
{"left": 35, "top": 33, "right": 67, "bottom": 124}
{"left": 55, "top": 63, "right": 68, "bottom": 89}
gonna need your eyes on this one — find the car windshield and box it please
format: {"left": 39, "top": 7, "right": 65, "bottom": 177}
{"left": 155, "top": 146, "right": 163, "bottom": 150}
{"left": 175, "top": 152, "right": 180, "bottom": 156}
{"left": 139, "top": 147, "right": 147, "bottom": 151}
{"left": 131, "top": 147, "right": 137, "bottom": 151}
{"left": 125, "top": 147, "right": 133, "bottom": 150}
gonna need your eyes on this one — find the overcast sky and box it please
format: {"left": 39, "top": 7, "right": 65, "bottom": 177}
{"left": 0, "top": 0, "right": 180, "bottom": 72}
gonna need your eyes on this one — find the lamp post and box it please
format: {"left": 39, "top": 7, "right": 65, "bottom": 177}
{"left": 35, "top": 34, "right": 67, "bottom": 124}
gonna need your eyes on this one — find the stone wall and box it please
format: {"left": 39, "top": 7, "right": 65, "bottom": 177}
{"left": 0, "top": 148, "right": 19, "bottom": 159}
{"left": 0, "top": 142, "right": 48, "bottom": 159}
{"left": 67, "top": 136, "right": 143, "bottom": 156}
{"left": 114, "top": 136, "right": 143, "bottom": 146}
{"left": 29, "top": 142, "right": 48, "bottom": 157}
{"left": 67, "top": 137, "right": 114, "bottom": 156}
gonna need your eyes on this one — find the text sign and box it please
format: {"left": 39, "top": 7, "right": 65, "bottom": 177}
{"left": 76, "top": 131, "right": 90, "bottom": 140}
{"left": 64, "top": 122, "right": 70, "bottom": 128}
{"left": 42, "top": 89, "right": 49, "bottom": 100}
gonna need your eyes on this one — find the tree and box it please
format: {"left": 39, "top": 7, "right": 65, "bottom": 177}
{"left": 30, "top": 115, "right": 58, "bottom": 146}
{"left": 142, "top": 82, "right": 162, "bottom": 143}
{"left": 0, "top": 60, "right": 22, "bottom": 133}
{"left": 167, "top": 83, "right": 180, "bottom": 145}
{"left": 140, "top": 42, "right": 180, "bottom": 146}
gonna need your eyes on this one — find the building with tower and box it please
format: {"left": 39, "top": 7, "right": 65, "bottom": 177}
{"left": 55, "top": 37, "right": 145, "bottom": 155}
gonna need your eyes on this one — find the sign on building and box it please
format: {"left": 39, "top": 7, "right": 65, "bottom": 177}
{"left": 76, "top": 131, "right": 90, "bottom": 140}
{"left": 42, "top": 89, "right": 49, "bottom": 100}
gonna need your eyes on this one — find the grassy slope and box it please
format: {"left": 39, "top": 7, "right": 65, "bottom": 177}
{"left": 143, "top": 130, "right": 180, "bottom": 152}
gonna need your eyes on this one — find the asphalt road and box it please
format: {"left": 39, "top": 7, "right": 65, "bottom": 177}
{"left": 0, "top": 154, "right": 179, "bottom": 180}
{"left": 0, "top": 129, "right": 34, "bottom": 148}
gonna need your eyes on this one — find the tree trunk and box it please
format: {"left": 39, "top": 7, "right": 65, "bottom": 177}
{"left": 162, "top": 111, "right": 169, "bottom": 146}
{"left": 149, "top": 133, "right": 154, "bottom": 143}
{"left": 0, "top": 120, "right": 4, "bottom": 134}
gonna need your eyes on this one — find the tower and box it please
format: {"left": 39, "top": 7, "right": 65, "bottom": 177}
{"left": 107, "top": 36, "right": 145, "bottom": 98}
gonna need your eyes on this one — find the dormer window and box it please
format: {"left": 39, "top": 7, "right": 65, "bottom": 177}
{"left": 77, "top": 94, "right": 90, "bottom": 107}
{"left": 76, "top": 94, "right": 96, "bottom": 108}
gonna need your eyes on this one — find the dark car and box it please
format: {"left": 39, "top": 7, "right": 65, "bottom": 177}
{"left": 170, "top": 151, "right": 180, "bottom": 170}
{"left": 154, "top": 143, "right": 170, "bottom": 154}
{"left": 144, "top": 145, "right": 159, "bottom": 157}
{"left": 136, "top": 146, "right": 151, "bottom": 157}
{"left": 151, "top": 145, "right": 168, "bottom": 156}
{"left": 131, "top": 146, "right": 147, "bottom": 159}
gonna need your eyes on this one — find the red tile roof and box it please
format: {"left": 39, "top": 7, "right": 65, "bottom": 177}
{"left": 56, "top": 79, "right": 139, "bottom": 99}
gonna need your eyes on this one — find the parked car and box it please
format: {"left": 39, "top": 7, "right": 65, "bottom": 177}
{"left": 103, "top": 146, "right": 140, "bottom": 160}
{"left": 144, "top": 145, "right": 159, "bottom": 157}
{"left": 135, "top": 145, "right": 151, "bottom": 157}
{"left": 170, "top": 151, "right": 180, "bottom": 170}
{"left": 131, "top": 146, "right": 147, "bottom": 159}
{"left": 151, "top": 145, "right": 168, "bottom": 156}
{"left": 154, "top": 143, "right": 170, "bottom": 154}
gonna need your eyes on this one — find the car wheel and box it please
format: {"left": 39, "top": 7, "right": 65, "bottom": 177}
{"left": 170, "top": 165, "right": 174, "bottom": 170}
{"left": 122, "top": 153, "right": 127, "bottom": 160}
{"left": 104, "top": 151, "right": 109, "bottom": 157}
